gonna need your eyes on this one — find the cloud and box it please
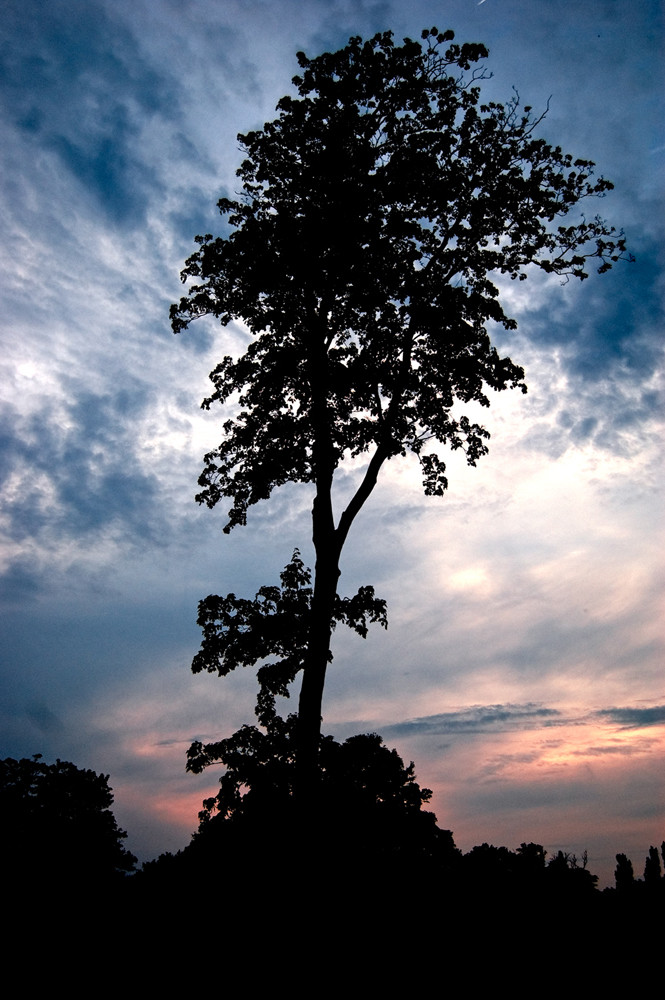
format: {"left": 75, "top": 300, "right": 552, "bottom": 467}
{"left": 25, "top": 703, "right": 65, "bottom": 735}
{"left": 0, "top": 0, "right": 175, "bottom": 225}
{"left": 0, "top": 387, "right": 160, "bottom": 546}
{"left": 595, "top": 706, "right": 665, "bottom": 729}
{"left": 0, "top": 560, "right": 42, "bottom": 605}
{"left": 385, "top": 703, "right": 562, "bottom": 737}
{"left": 519, "top": 242, "right": 663, "bottom": 377}
{"left": 573, "top": 744, "right": 647, "bottom": 757}
{"left": 378, "top": 701, "right": 665, "bottom": 763}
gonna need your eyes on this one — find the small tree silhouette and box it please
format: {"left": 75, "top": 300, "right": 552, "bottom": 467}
{"left": 615, "top": 852, "right": 635, "bottom": 890}
{"left": 643, "top": 845, "right": 662, "bottom": 884}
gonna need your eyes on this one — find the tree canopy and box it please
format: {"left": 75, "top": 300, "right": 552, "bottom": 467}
{"left": 192, "top": 548, "right": 386, "bottom": 727}
{"left": 171, "top": 27, "right": 630, "bottom": 780}
{"left": 158, "top": 715, "right": 460, "bottom": 898}
{"left": 0, "top": 754, "right": 136, "bottom": 886}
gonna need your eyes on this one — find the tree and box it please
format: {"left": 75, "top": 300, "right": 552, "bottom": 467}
{"left": 615, "top": 852, "right": 635, "bottom": 891}
{"left": 0, "top": 754, "right": 136, "bottom": 887}
{"left": 643, "top": 845, "right": 662, "bottom": 884}
{"left": 546, "top": 849, "right": 598, "bottom": 895}
{"left": 178, "top": 715, "right": 460, "bottom": 898}
{"left": 192, "top": 547, "right": 385, "bottom": 730}
{"left": 171, "top": 27, "right": 629, "bottom": 788}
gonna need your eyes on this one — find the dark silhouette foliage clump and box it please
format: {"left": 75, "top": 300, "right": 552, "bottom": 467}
{"left": 615, "top": 851, "right": 635, "bottom": 890}
{"left": 643, "top": 844, "right": 663, "bottom": 883}
{"left": 145, "top": 715, "right": 460, "bottom": 904}
{"left": 461, "top": 840, "right": 597, "bottom": 901}
{"left": 0, "top": 754, "right": 136, "bottom": 890}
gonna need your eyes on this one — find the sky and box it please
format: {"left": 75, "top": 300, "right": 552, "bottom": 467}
{"left": 1, "top": 0, "right": 663, "bottom": 888}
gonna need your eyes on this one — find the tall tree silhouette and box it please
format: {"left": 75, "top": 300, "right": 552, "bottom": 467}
{"left": 172, "top": 28, "right": 629, "bottom": 787}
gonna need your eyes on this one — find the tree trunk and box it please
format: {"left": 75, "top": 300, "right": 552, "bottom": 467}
{"left": 296, "top": 494, "right": 340, "bottom": 799}
{"left": 294, "top": 312, "right": 408, "bottom": 800}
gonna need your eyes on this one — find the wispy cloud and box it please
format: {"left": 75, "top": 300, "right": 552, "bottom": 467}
{"left": 595, "top": 706, "right": 665, "bottom": 729}
{"left": 385, "top": 702, "right": 665, "bottom": 741}
{"left": 385, "top": 703, "right": 563, "bottom": 737}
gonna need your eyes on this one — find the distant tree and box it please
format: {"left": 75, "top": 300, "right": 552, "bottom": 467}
{"left": 0, "top": 754, "right": 136, "bottom": 888}
{"left": 643, "top": 845, "right": 662, "bottom": 884}
{"left": 460, "top": 841, "right": 598, "bottom": 903}
{"left": 515, "top": 841, "right": 548, "bottom": 883}
{"left": 172, "top": 27, "right": 630, "bottom": 788}
{"left": 546, "top": 849, "right": 598, "bottom": 895}
{"left": 614, "top": 852, "right": 635, "bottom": 891}
{"left": 463, "top": 842, "right": 519, "bottom": 889}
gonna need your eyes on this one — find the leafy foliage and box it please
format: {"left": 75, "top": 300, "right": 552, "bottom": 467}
{"left": 463, "top": 840, "right": 598, "bottom": 896}
{"left": 643, "top": 845, "right": 663, "bottom": 883}
{"left": 192, "top": 548, "right": 386, "bottom": 724}
{"left": 172, "top": 27, "right": 629, "bottom": 533}
{"left": 0, "top": 754, "right": 136, "bottom": 884}
{"left": 172, "top": 26, "right": 630, "bottom": 768}
{"left": 615, "top": 852, "right": 635, "bottom": 890}
{"left": 188, "top": 713, "right": 428, "bottom": 818}
{"left": 184, "top": 713, "right": 458, "bottom": 883}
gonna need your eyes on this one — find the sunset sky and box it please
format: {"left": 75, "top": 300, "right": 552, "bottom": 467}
{"left": 1, "top": 0, "right": 663, "bottom": 887}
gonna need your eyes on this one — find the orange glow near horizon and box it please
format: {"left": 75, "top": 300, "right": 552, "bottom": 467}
{"left": 417, "top": 710, "right": 664, "bottom": 887}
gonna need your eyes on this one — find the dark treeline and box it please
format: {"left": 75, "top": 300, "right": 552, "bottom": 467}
{"left": 139, "top": 720, "right": 665, "bottom": 952}
{"left": 3, "top": 741, "right": 662, "bottom": 956}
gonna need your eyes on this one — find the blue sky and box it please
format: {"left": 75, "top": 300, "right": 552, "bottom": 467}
{"left": 1, "top": 0, "right": 663, "bottom": 885}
